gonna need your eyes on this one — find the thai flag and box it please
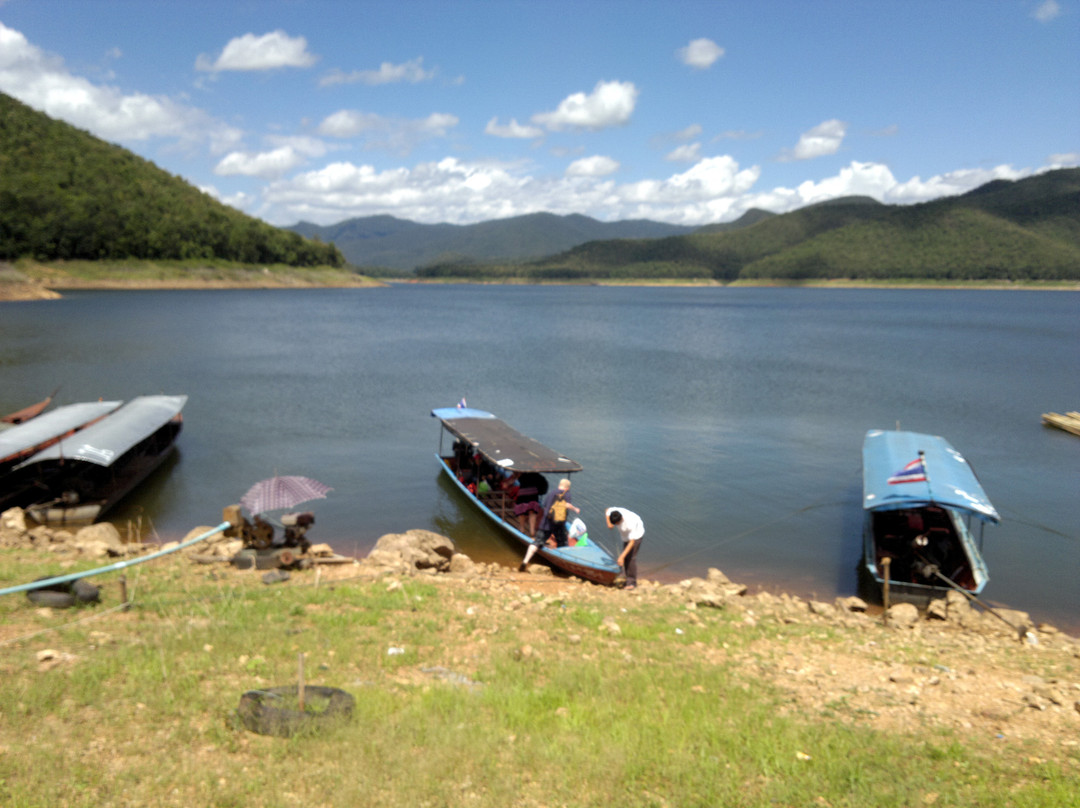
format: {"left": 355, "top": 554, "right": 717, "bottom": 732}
{"left": 888, "top": 458, "right": 927, "bottom": 484}
{"left": 456, "top": 398, "right": 467, "bottom": 409}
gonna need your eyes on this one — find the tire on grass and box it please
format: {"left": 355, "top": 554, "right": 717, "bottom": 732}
{"left": 237, "top": 685, "right": 355, "bottom": 737}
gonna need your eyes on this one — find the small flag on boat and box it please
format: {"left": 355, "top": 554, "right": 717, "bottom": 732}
{"left": 888, "top": 457, "right": 927, "bottom": 484}
{"left": 457, "top": 398, "right": 467, "bottom": 409}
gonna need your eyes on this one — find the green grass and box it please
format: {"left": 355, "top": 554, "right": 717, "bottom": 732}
{"left": 0, "top": 551, "right": 1076, "bottom": 807}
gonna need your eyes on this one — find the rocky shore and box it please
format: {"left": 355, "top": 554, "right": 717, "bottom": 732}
{"left": 3, "top": 509, "right": 1078, "bottom": 753}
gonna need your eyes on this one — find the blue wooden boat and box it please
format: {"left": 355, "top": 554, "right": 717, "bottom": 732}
{"left": 861, "top": 429, "right": 998, "bottom": 604}
{"left": 432, "top": 406, "right": 621, "bottom": 585}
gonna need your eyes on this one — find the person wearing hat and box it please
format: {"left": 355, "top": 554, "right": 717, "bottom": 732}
{"left": 605, "top": 507, "right": 645, "bottom": 590}
{"left": 519, "top": 478, "right": 579, "bottom": 570}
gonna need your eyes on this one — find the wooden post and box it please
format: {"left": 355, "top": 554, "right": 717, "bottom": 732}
{"left": 881, "top": 558, "right": 891, "bottom": 626}
{"left": 298, "top": 653, "right": 306, "bottom": 712}
{"left": 119, "top": 575, "right": 129, "bottom": 611}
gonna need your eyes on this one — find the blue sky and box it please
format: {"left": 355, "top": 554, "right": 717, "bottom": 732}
{"left": 1, "top": 0, "right": 1076, "bottom": 227}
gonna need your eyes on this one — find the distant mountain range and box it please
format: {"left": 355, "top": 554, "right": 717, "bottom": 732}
{"left": 414, "top": 169, "right": 1080, "bottom": 283}
{"left": 287, "top": 213, "right": 701, "bottom": 271}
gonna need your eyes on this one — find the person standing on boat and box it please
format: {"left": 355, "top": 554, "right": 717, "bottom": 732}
{"left": 539, "top": 478, "right": 580, "bottom": 548}
{"left": 606, "top": 507, "right": 645, "bottom": 590}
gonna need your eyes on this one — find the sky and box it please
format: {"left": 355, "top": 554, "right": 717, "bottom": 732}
{"left": 0, "top": 0, "right": 1077, "bottom": 228}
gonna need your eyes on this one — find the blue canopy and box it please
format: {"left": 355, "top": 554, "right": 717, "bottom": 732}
{"left": 0, "top": 401, "right": 121, "bottom": 461}
{"left": 862, "top": 429, "right": 999, "bottom": 523}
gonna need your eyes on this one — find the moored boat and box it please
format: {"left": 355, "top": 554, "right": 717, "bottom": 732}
{"left": 0, "top": 400, "right": 122, "bottom": 475}
{"left": 432, "top": 406, "right": 621, "bottom": 585}
{"left": 1, "top": 389, "right": 59, "bottom": 428}
{"left": 861, "top": 429, "right": 998, "bottom": 605}
{"left": 1041, "top": 411, "right": 1080, "bottom": 437}
{"left": 4, "top": 395, "right": 187, "bottom": 525}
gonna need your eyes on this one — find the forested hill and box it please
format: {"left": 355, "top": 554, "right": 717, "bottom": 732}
{"left": 289, "top": 212, "right": 699, "bottom": 270}
{"left": 0, "top": 92, "right": 343, "bottom": 267}
{"left": 416, "top": 169, "right": 1080, "bottom": 282}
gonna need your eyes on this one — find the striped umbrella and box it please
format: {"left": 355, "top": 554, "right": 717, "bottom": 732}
{"left": 241, "top": 475, "right": 332, "bottom": 515}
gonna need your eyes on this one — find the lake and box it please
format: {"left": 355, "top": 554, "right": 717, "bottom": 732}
{"left": 2, "top": 285, "right": 1077, "bottom": 629}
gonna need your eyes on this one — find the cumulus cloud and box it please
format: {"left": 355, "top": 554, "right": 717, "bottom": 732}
{"left": 259, "top": 153, "right": 762, "bottom": 226}
{"left": 319, "top": 57, "right": 434, "bottom": 87}
{"left": 316, "top": 109, "right": 458, "bottom": 155}
{"left": 196, "top": 30, "right": 316, "bottom": 72}
{"left": 677, "top": 38, "right": 725, "bottom": 69}
{"left": 566, "top": 155, "right": 619, "bottom": 177}
{"left": 214, "top": 146, "right": 310, "bottom": 179}
{"left": 0, "top": 21, "right": 242, "bottom": 151}
{"left": 1033, "top": 0, "right": 1060, "bottom": 22}
{"left": 666, "top": 143, "right": 702, "bottom": 162}
{"left": 485, "top": 117, "right": 544, "bottom": 139}
{"left": 780, "top": 119, "right": 847, "bottom": 161}
{"left": 1047, "top": 152, "right": 1079, "bottom": 167}
{"left": 531, "top": 80, "right": 638, "bottom": 132}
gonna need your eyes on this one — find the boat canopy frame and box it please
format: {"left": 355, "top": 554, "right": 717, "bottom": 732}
{"left": 0, "top": 401, "right": 122, "bottom": 461}
{"left": 432, "top": 407, "right": 582, "bottom": 474}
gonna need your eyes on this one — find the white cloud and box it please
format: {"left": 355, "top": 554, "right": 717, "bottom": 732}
{"left": 675, "top": 124, "right": 703, "bottom": 141}
{"left": 1033, "top": 0, "right": 1061, "bottom": 22}
{"left": 780, "top": 119, "right": 847, "bottom": 161}
{"left": 319, "top": 57, "right": 435, "bottom": 87}
{"left": 196, "top": 30, "right": 316, "bottom": 72}
{"left": 531, "top": 80, "right": 638, "bottom": 132}
{"left": 666, "top": 143, "right": 701, "bottom": 162}
{"left": 1047, "top": 152, "right": 1080, "bottom": 167}
{"left": 485, "top": 117, "right": 544, "bottom": 139}
{"left": 884, "top": 164, "right": 1029, "bottom": 203}
{"left": 677, "top": 38, "right": 725, "bottom": 69}
{"left": 566, "top": 155, "right": 619, "bottom": 177}
{"left": 214, "top": 146, "right": 308, "bottom": 179}
{"left": 0, "top": 21, "right": 242, "bottom": 151}
{"left": 316, "top": 109, "right": 458, "bottom": 155}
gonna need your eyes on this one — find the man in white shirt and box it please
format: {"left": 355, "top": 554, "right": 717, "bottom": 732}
{"left": 605, "top": 507, "right": 644, "bottom": 590}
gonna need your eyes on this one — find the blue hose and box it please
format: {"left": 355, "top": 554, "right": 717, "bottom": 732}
{"left": 0, "top": 521, "right": 232, "bottom": 598}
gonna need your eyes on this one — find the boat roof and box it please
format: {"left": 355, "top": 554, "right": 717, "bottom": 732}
{"left": 432, "top": 407, "right": 582, "bottom": 473}
{"left": 17, "top": 395, "right": 187, "bottom": 469}
{"left": 862, "top": 429, "right": 999, "bottom": 523}
{"left": 0, "top": 401, "right": 122, "bottom": 461}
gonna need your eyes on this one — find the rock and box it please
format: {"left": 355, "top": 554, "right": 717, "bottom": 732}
{"left": 808, "top": 601, "right": 835, "bottom": 617}
{"left": 1, "top": 507, "right": 28, "bottom": 534}
{"left": 927, "top": 598, "right": 949, "bottom": 621}
{"left": 367, "top": 529, "right": 456, "bottom": 574}
{"left": 600, "top": 616, "right": 621, "bottom": 635}
{"left": 448, "top": 553, "right": 478, "bottom": 576}
{"left": 835, "top": 596, "right": 868, "bottom": 613}
{"left": 73, "top": 523, "right": 124, "bottom": 555}
{"left": 886, "top": 602, "right": 920, "bottom": 629}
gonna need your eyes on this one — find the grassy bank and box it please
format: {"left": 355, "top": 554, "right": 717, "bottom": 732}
{"left": 1, "top": 549, "right": 1076, "bottom": 807}
{"left": 0, "top": 259, "right": 384, "bottom": 300}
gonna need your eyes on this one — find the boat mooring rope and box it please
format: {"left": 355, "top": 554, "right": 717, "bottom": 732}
{"left": 0, "top": 520, "right": 232, "bottom": 598}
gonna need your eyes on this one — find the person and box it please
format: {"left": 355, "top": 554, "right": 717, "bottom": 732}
{"left": 606, "top": 507, "right": 644, "bottom": 590}
{"left": 539, "top": 478, "right": 580, "bottom": 548}
{"left": 513, "top": 471, "right": 547, "bottom": 538}
{"left": 519, "top": 478, "right": 580, "bottom": 570}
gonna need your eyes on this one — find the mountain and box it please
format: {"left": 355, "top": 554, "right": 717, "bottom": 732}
{"left": 415, "top": 169, "right": 1080, "bottom": 282}
{"left": 0, "top": 92, "right": 344, "bottom": 267}
{"left": 288, "top": 212, "right": 700, "bottom": 271}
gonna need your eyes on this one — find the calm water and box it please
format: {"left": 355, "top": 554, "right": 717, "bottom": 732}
{"left": 2, "top": 286, "right": 1077, "bottom": 629}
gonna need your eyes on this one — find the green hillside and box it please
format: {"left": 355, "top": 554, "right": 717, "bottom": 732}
{"left": 0, "top": 92, "right": 344, "bottom": 267}
{"left": 418, "top": 169, "right": 1080, "bottom": 282}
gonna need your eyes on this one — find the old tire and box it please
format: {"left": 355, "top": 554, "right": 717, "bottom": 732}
{"left": 26, "top": 576, "right": 98, "bottom": 608}
{"left": 27, "top": 588, "right": 75, "bottom": 608}
{"left": 237, "top": 686, "right": 355, "bottom": 737}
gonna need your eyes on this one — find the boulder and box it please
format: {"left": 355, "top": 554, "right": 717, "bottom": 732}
{"left": 73, "top": 523, "right": 124, "bottom": 554}
{"left": 886, "top": 602, "right": 920, "bottom": 629}
{"left": 367, "top": 529, "right": 456, "bottom": 573}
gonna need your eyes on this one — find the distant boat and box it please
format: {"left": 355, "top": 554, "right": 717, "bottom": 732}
{"left": 1041, "top": 411, "right": 1080, "bottom": 437}
{"left": 0, "top": 400, "right": 122, "bottom": 475}
{"left": 861, "top": 429, "right": 998, "bottom": 605}
{"left": 0, "top": 388, "right": 59, "bottom": 427}
{"left": 431, "top": 406, "right": 621, "bottom": 585}
{"left": 4, "top": 395, "right": 186, "bottom": 525}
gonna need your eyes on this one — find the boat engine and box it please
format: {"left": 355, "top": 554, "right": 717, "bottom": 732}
{"left": 280, "top": 511, "right": 315, "bottom": 554}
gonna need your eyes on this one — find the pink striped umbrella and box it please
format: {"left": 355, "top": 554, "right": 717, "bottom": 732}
{"left": 241, "top": 475, "right": 332, "bottom": 515}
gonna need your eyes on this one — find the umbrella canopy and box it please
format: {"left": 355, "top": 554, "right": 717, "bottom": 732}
{"left": 241, "top": 475, "right": 332, "bottom": 515}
